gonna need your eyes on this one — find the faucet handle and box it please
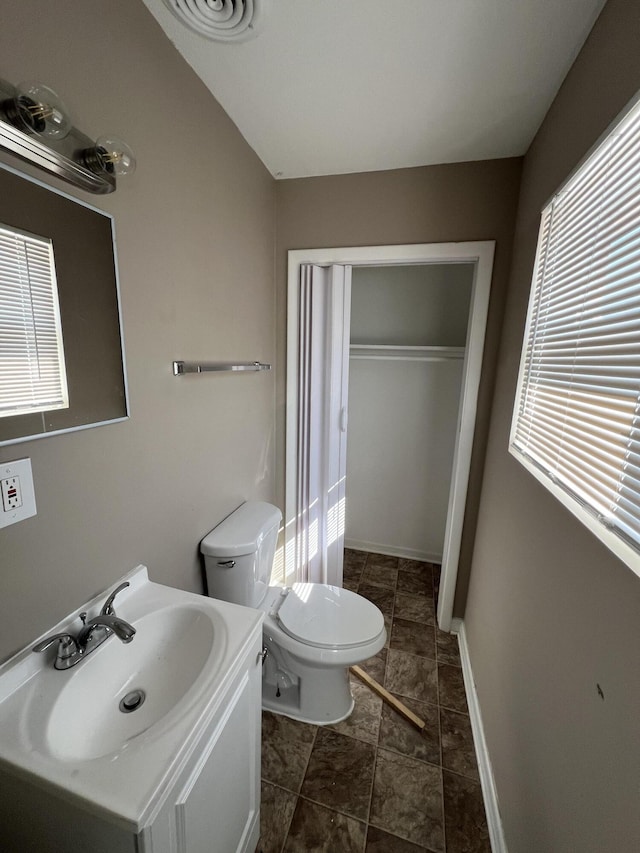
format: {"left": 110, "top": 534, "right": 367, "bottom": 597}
{"left": 100, "top": 581, "right": 130, "bottom": 616}
{"left": 33, "top": 633, "right": 79, "bottom": 661}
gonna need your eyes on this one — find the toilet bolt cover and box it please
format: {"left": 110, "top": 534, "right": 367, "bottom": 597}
{"left": 277, "top": 583, "right": 384, "bottom": 648}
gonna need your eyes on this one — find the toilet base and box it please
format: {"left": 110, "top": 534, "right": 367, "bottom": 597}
{"left": 261, "top": 642, "right": 356, "bottom": 725}
{"left": 262, "top": 683, "right": 354, "bottom": 726}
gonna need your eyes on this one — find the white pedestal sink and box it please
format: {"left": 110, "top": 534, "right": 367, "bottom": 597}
{"left": 0, "top": 565, "right": 263, "bottom": 853}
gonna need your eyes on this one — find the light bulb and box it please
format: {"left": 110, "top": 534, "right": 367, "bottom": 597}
{"left": 82, "top": 135, "right": 136, "bottom": 177}
{"left": 10, "top": 82, "right": 72, "bottom": 139}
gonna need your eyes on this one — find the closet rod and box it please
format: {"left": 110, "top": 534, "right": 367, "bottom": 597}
{"left": 350, "top": 355, "right": 463, "bottom": 362}
{"left": 349, "top": 345, "right": 464, "bottom": 362}
{"left": 173, "top": 361, "right": 271, "bottom": 375}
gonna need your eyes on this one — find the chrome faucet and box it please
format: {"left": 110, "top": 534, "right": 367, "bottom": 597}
{"left": 33, "top": 581, "right": 136, "bottom": 670}
{"left": 77, "top": 613, "right": 136, "bottom": 647}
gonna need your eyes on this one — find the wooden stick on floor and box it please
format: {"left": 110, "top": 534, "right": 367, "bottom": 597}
{"left": 350, "top": 665, "right": 426, "bottom": 733}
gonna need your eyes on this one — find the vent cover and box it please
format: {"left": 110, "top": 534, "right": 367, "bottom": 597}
{"left": 162, "top": 0, "right": 268, "bottom": 42}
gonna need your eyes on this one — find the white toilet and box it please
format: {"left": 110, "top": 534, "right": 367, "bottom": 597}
{"left": 200, "top": 501, "right": 386, "bottom": 725}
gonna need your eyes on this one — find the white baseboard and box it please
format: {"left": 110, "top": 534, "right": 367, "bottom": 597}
{"left": 344, "top": 538, "right": 442, "bottom": 564}
{"left": 453, "top": 620, "right": 508, "bottom": 853}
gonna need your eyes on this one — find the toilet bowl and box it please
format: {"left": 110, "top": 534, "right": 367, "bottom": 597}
{"left": 200, "top": 501, "right": 386, "bottom": 725}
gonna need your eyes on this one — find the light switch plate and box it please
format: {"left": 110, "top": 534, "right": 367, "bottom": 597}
{"left": 0, "top": 458, "right": 36, "bottom": 528}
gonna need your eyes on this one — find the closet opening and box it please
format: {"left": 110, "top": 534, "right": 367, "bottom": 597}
{"left": 348, "top": 263, "right": 472, "bottom": 565}
{"left": 284, "top": 243, "right": 495, "bottom": 632}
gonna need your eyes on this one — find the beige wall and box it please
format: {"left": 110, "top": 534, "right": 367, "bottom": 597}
{"left": 465, "top": 0, "right": 640, "bottom": 850}
{"left": 276, "top": 160, "right": 522, "bottom": 612}
{"left": 0, "top": 0, "right": 276, "bottom": 663}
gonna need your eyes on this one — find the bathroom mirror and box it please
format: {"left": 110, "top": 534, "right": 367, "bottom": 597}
{"left": 0, "top": 162, "right": 128, "bottom": 446}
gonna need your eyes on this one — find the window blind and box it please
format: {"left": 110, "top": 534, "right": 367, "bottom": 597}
{"left": 0, "top": 223, "right": 68, "bottom": 418}
{"left": 510, "top": 94, "right": 640, "bottom": 565}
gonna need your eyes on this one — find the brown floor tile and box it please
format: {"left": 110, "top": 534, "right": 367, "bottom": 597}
{"left": 385, "top": 649, "right": 438, "bottom": 704}
{"left": 440, "top": 709, "right": 479, "bottom": 782}
{"left": 436, "top": 628, "right": 461, "bottom": 667}
{"left": 366, "top": 553, "right": 399, "bottom": 571}
{"left": 343, "top": 577, "right": 360, "bottom": 592}
{"left": 344, "top": 554, "right": 366, "bottom": 583}
{"left": 378, "top": 694, "right": 440, "bottom": 766}
{"left": 361, "top": 562, "right": 398, "bottom": 589}
{"left": 344, "top": 564, "right": 364, "bottom": 584}
{"left": 397, "top": 570, "right": 432, "bottom": 596}
{"left": 262, "top": 712, "right": 317, "bottom": 793}
{"left": 358, "top": 583, "right": 395, "bottom": 618}
{"left": 260, "top": 781, "right": 297, "bottom": 853}
{"left": 301, "top": 728, "right": 376, "bottom": 821}
{"left": 394, "top": 592, "right": 435, "bottom": 625}
{"left": 442, "top": 771, "right": 491, "bottom": 853}
{"left": 398, "top": 558, "right": 435, "bottom": 579}
{"left": 345, "top": 548, "right": 368, "bottom": 569}
{"left": 358, "top": 647, "right": 387, "bottom": 683}
{"left": 366, "top": 825, "right": 432, "bottom": 852}
{"left": 390, "top": 618, "right": 436, "bottom": 659}
{"left": 370, "top": 748, "right": 444, "bottom": 850}
{"left": 330, "top": 676, "right": 383, "bottom": 745}
{"left": 438, "top": 664, "right": 469, "bottom": 714}
{"left": 283, "top": 798, "right": 367, "bottom": 853}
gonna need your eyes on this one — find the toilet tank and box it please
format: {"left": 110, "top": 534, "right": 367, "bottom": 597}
{"left": 200, "top": 501, "right": 282, "bottom": 609}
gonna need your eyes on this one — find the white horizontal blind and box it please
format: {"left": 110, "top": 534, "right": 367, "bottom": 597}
{"left": 0, "top": 223, "right": 68, "bottom": 418}
{"left": 511, "top": 95, "right": 640, "bottom": 561}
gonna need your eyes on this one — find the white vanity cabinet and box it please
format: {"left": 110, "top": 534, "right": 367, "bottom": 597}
{"left": 142, "top": 628, "right": 263, "bottom": 853}
{"left": 0, "top": 624, "right": 263, "bottom": 853}
{"left": 0, "top": 568, "right": 264, "bottom": 853}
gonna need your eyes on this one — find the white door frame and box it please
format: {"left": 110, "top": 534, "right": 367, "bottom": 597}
{"left": 286, "top": 242, "right": 495, "bottom": 631}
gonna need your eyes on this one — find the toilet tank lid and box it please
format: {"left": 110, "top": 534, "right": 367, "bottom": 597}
{"left": 200, "top": 501, "right": 282, "bottom": 558}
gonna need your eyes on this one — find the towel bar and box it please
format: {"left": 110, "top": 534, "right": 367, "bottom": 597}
{"left": 173, "top": 361, "right": 271, "bottom": 375}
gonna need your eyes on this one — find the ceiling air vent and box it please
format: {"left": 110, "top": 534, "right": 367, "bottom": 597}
{"left": 162, "top": 0, "right": 268, "bottom": 42}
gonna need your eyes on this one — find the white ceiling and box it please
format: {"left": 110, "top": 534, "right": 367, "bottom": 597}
{"left": 142, "top": 0, "right": 607, "bottom": 179}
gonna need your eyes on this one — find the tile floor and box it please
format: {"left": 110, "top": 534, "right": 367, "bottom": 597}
{"left": 259, "top": 550, "right": 491, "bottom": 853}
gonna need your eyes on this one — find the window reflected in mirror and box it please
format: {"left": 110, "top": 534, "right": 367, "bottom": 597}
{"left": 0, "top": 222, "right": 69, "bottom": 419}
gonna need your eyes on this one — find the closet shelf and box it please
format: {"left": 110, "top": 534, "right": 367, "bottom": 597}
{"left": 349, "top": 345, "right": 464, "bottom": 362}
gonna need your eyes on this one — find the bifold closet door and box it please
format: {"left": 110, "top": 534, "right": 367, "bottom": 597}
{"left": 293, "top": 264, "right": 351, "bottom": 585}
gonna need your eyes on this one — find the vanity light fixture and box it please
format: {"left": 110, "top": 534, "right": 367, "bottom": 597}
{"left": 0, "top": 76, "right": 135, "bottom": 194}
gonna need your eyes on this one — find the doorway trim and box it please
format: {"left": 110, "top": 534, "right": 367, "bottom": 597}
{"left": 286, "top": 242, "right": 495, "bottom": 631}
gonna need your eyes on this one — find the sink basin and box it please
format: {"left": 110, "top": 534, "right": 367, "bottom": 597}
{"left": 45, "top": 605, "right": 219, "bottom": 761}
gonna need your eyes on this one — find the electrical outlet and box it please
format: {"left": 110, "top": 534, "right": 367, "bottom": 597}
{"left": 0, "top": 459, "right": 36, "bottom": 528}
{"left": 1, "top": 476, "right": 22, "bottom": 510}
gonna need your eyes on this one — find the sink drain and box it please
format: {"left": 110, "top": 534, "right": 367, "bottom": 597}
{"left": 119, "top": 689, "right": 146, "bottom": 713}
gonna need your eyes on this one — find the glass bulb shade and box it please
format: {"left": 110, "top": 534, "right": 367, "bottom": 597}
{"left": 14, "top": 82, "right": 71, "bottom": 139}
{"left": 92, "top": 135, "right": 136, "bottom": 177}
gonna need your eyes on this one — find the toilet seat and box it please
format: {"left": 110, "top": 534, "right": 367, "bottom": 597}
{"left": 273, "top": 583, "right": 384, "bottom": 649}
